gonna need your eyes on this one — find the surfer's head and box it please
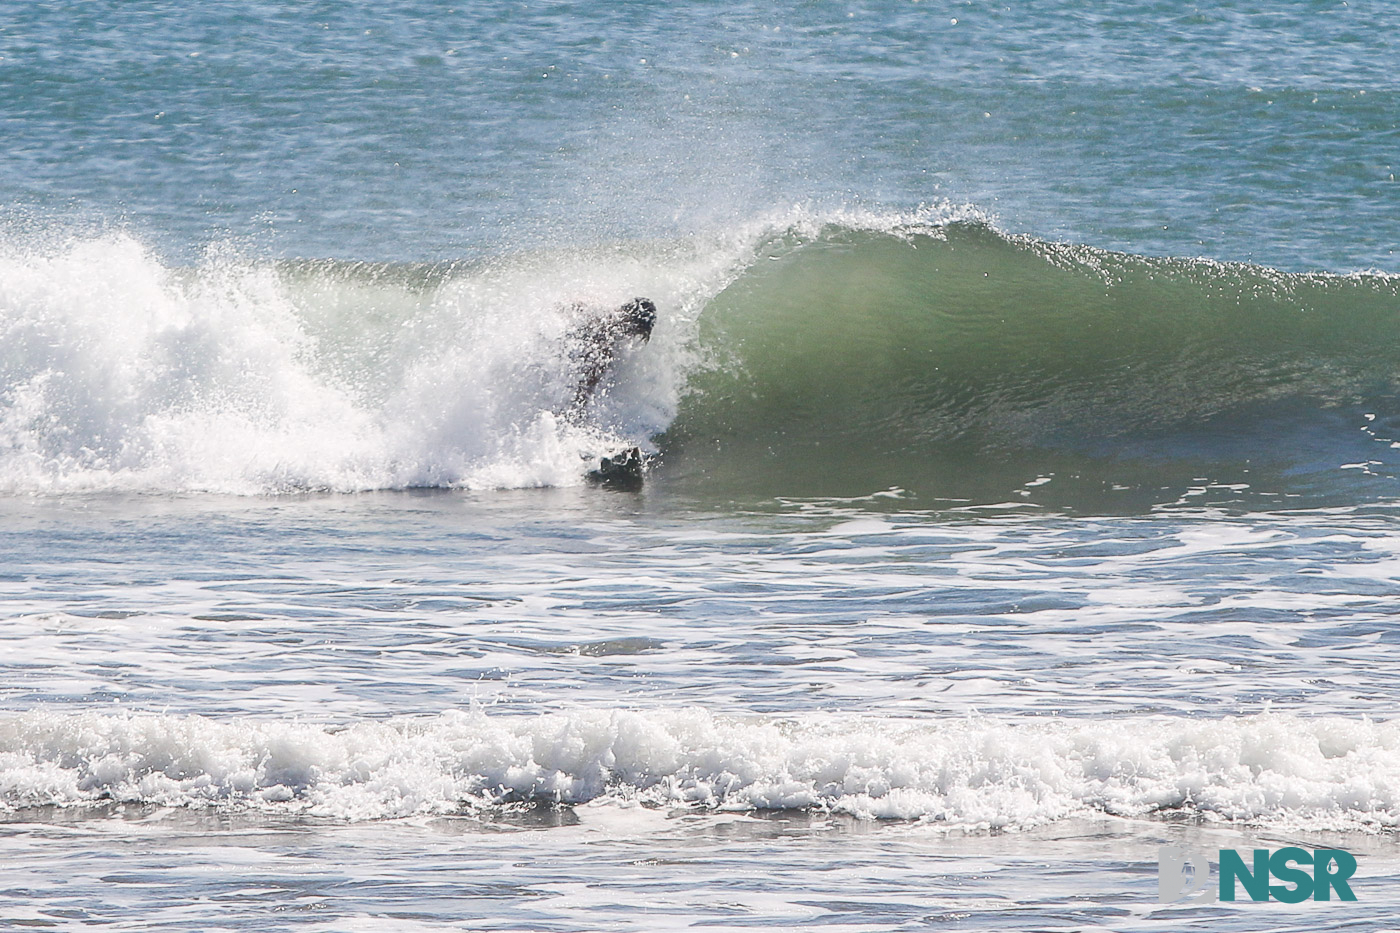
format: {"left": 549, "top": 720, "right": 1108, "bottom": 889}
{"left": 618, "top": 298, "right": 656, "bottom": 342}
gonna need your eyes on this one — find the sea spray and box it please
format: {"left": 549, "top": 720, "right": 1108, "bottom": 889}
{"left": 0, "top": 227, "right": 743, "bottom": 493}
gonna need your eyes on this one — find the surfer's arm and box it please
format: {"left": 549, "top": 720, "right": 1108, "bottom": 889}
{"left": 565, "top": 322, "right": 616, "bottom": 414}
{"left": 570, "top": 354, "right": 610, "bottom": 411}
{"left": 561, "top": 298, "right": 656, "bottom": 416}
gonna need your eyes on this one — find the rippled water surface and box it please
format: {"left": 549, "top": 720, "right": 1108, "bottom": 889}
{"left": 4, "top": 493, "right": 1400, "bottom": 928}
{"left": 5, "top": 493, "right": 1400, "bottom": 721}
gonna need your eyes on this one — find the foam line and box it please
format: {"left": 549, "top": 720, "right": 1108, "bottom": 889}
{"left": 2, "top": 708, "right": 1396, "bottom": 830}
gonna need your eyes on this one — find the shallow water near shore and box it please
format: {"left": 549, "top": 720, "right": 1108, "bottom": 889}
{"left": 5, "top": 491, "right": 1400, "bottom": 928}
{"left": 6, "top": 807, "right": 1400, "bottom": 931}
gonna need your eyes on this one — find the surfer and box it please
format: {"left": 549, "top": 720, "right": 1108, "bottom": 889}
{"left": 564, "top": 297, "right": 656, "bottom": 416}
{"left": 560, "top": 297, "right": 656, "bottom": 489}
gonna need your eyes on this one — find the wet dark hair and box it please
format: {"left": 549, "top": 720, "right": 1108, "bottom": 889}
{"left": 620, "top": 298, "right": 656, "bottom": 340}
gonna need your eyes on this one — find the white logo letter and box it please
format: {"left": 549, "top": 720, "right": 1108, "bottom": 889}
{"left": 1158, "top": 846, "right": 1217, "bottom": 903}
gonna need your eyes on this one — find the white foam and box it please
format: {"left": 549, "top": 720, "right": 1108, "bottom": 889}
{"left": 2, "top": 708, "right": 1398, "bottom": 830}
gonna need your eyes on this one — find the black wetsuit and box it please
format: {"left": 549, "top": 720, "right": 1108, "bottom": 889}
{"left": 563, "top": 298, "right": 656, "bottom": 417}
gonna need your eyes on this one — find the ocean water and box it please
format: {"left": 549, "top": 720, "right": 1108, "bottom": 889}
{"left": 3, "top": 2, "right": 1400, "bottom": 930}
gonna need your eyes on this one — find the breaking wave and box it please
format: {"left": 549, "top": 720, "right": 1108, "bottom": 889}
{"left": 2, "top": 208, "right": 1398, "bottom": 507}
{"left": 3, "top": 708, "right": 1398, "bottom": 831}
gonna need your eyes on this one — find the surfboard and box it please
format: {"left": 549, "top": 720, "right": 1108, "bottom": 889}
{"left": 587, "top": 447, "right": 646, "bottom": 490}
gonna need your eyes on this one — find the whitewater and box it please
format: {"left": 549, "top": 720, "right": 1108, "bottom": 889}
{"left": 5, "top": 0, "right": 1400, "bottom": 930}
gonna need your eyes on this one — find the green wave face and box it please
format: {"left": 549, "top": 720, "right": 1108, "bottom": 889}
{"left": 662, "top": 224, "right": 1400, "bottom": 510}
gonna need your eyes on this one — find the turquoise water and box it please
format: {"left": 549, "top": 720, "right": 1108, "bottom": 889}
{"left": 5, "top": 1, "right": 1398, "bottom": 268}
{"left": 3, "top": 2, "right": 1400, "bottom": 931}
